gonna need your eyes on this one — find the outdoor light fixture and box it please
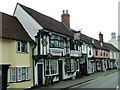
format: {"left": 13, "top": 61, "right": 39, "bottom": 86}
{"left": 49, "top": 32, "right": 52, "bottom": 35}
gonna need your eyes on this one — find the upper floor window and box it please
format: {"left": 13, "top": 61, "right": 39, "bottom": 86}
{"left": 70, "top": 40, "right": 80, "bottom": 50}
{"left": 89, "top": 46, "right": 91, "bottom": 55}
{"left": 82, "top": 45, "right": 85, "bottom": 50}
{"left": 17, "top": 41, "right": 28, "bottom": 53}
{"left": 96, "top": 50, "right": 98, "bottom": 56}
{"left": 106, "top": 52, "right": 108, "bottom": 56}
{"left": 50, "top": 35, "right": 64, "bottom": 48}
{"left": 100, "top": 50, "right": 102, "bottom": 56}
{"left": 92, "top": 39, "right": 94, "bottom": 43}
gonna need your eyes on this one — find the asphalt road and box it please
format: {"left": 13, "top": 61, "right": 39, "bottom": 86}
{"left": 70, "top": 71, "right": 119, "bottom": 89}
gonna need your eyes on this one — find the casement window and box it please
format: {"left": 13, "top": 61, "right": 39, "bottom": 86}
{"left": 106, "top": 52, "right": 108, "bottom": 56}
{"left": 22, "top": 67, "right": 26, "bottom": 81}
{"left": 10, "top": 67, "right": 30, "bottom": 82}
{"left": 71, "top": 59, "right": 76, "bottom": 72}
{"left": 100, "top": 50, "right": 102, "bottom": 56}
{"left": 17, "top": 41, "right": 28, "bottom": 53}
{"left": 45, "top": 60, "right": 58, "bottom": 76}
{"left": 50, "top": 35, "right": 64, "bottom": 48}
{"left": 82, "top": 45, "right": 85, "bottom": 50}
{"left": 96, "top": 50, "right": 98, "bottom": 56}
{"left": 17, "top": 68, "right": 22, "bottom": 82}
{"left": 26, "top": 67, "right": 30, "bottom": 80}
{"left": 89, "top": 47, "right": 91, "bottom": 55}
{"left": 10, "top": 68, "right": 17, "bottom": 82}
{"left": 65, "top": 59, "right": 71, "bottom": 72}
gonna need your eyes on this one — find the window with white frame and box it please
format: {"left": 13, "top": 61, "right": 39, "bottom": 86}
{"left": 65, "top": 59, "right": 71, "bottom": 72}
{"left": 17, "top": 41, "right": 28, "bottom": 53}
{"left": 89, "top": 46, "right": 91, "bottom": 55}
{"left": 49, "top": 35, "right": 64, "bottom": 48}
{"left": 45, "top": 60, "right": 58, "bottom": 76}
{"left": 17, "top": 68, "right": 22, "bottom": 82}
{"left": 26, "top": 67, "right": 30, "bottom": 80}
{"left": 71, "top": 59, "right": 76, "bottom": 72}
{"left": 10, "top": 68, "right": 17, "bottom": 82}
{"left": 10, "top": 67, "right": 30, "bottom": 82}
{"left": 22, "top": 67, "right": 26, "bottom": 81}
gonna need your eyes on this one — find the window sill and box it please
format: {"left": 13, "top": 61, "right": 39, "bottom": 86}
{"left": 10, "top": 79, "right": 31, "bottom": 83}
{"left": 16, "top": 51, "right": 29, "bottom": 54}
{"left": 45, "top": 73, "right": 59, "bottom": 76}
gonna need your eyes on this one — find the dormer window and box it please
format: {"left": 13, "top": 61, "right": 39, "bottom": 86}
{"left": 92, "top": 39, "right": 94, "bottom": 43}
{"left": 100, "top": 42, "right": 103, "bottom": 46}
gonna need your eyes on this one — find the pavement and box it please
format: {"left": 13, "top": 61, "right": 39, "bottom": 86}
{"left": 32, "top": 69, "right": 118, "bottom": 90}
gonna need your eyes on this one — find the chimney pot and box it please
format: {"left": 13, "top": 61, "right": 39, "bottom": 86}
{"left": 66, "top": 10, "right": 68, "bottom": 14}
{"left": 99, "top": 32, "right": 103, "bottom": 42}
{"left": 63, "top": 10, "right": 65, "bottom": 14}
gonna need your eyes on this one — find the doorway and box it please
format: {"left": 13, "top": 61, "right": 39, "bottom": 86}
{"left": 37, "top": 64, "right": 43, "bottom": 86}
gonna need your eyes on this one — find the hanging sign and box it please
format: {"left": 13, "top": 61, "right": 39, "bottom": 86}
{"left": 42, "top": 39, "right": 48, "bottom": 46}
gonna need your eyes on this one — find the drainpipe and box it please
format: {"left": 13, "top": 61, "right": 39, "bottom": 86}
{"left": 32, "top": 42, "right": 37, "bottom": 87}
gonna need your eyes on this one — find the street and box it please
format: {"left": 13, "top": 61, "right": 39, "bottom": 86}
{"left": 70, "top": 71, "right": 118, "bottom": 89}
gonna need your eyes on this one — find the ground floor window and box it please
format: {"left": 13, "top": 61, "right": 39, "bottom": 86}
{"left": 65, "top": 59, "right": 71, "bottom": 72}
{"left": 45, "top": 60, "right": 58, "bottom": 76}
{"left": 71, "top": 59, "right": 76, "bottom": 72}
{"left": 10, "top": 67, "right": 30, "bottom": 82}
{"left": 65, "top": 59, "right": 77, "bottom": 73}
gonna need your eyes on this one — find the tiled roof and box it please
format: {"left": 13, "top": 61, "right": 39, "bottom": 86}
{"left": 18, "top": 3, "right": 74, "bottom": 38}
{"left": 0, "top": 12, "right": 34, "bottom": 43}
{"left": 80, "top": 33, "right": 119, "bottom": 51}
{"left": 104, "top": 43, "right": 120, "bottom": 52}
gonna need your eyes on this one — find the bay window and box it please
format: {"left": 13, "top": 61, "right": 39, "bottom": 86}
{"left": 50, "top": 35, "right": 64, "bottom": 48}
{"left": 10, "top": 67, "right": 30, "bottom": 82}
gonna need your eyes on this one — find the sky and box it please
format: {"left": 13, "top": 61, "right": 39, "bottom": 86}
{"left": 0, "top": 0, "right": 120, "bottom": 42}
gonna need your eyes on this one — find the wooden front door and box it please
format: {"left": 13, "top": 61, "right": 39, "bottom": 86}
{"left": 37, "top": 64, "right": 43, "bottom": 86}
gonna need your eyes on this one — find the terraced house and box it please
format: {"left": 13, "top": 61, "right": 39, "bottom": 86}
{"left": 0, "top": 12, "right": 34, "bottom": 89}
{"left": 1, "top": 3, "right": 119, "bottom": 89}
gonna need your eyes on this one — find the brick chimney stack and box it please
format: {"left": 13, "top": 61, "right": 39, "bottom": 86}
{"left": 99, "top": 32, "right": 103, "bottom": 42}
{"left": 61, "top": 10, "right": 70, "bottom": 28}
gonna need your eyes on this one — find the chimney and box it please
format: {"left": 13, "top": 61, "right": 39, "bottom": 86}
{"left": 99, "top": 32, "right": 103, "bottom": 42}
{"left": 61, "top": 10, "right": 70, "bottom": 28}
{"left": 111, "top": 32, "right": 116, "bottom": 39}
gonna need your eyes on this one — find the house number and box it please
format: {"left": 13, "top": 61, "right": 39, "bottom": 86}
{"left": 42, "top": 39, "right": 48, "bottom": 46}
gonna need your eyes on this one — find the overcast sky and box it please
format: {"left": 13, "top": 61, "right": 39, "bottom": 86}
{"left": 0, "top": 0, "right": 119, "bottom": 42}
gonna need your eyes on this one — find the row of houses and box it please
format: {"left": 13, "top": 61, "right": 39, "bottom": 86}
{"left": 0, "top": 3, "right": 120, "bottom": 89}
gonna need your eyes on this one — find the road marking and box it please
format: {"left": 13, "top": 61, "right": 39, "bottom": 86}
{"left": 70, "top": 71, "right": 117, "bottom": 88}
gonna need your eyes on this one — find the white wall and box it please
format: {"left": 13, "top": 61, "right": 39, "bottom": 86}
{"left": 14, "top": 4, "right": 43, "bottom": 40}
